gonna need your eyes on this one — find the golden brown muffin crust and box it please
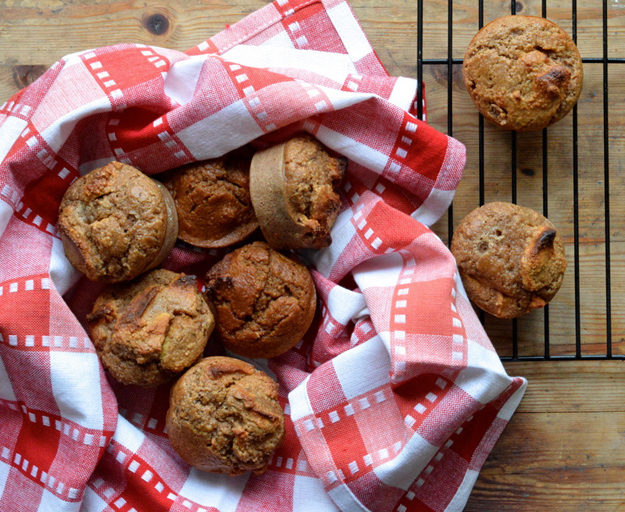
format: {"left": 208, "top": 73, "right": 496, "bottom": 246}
{"left": 451, "top": 202, "right": 567, "bottom": 318}
{"left": 250, "top": 134, "right": 346, "bottom": 250}
{"left": 166, "top": 356, "right": 285, "bottom": 475}
{"left": 283, "top": 134, "right": 346, "bottom": 247}
{"left": 87, "top": 269, "right": 214, "bottom": 387}
{"left": 165, "top": 149, "right": 258, "bottom": 248}
{"left": 58, "top": 161, "right": 177, "bottom": 282}
{"left": 463, "top": 15, "right": 583, "bottom": 132}
{"left": 205, "top": 241, "right": 317, "bottom": 359}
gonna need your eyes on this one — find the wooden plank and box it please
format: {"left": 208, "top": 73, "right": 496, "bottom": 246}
{"left": 0, "top": 1, "right": 269, "bottom": 65}
{"left": 501, "top": 361, "right": 625, "bottom": 413}
{"left": 0, "top": 1, "right": 418, "bottom": 73}
{"left": 466, "top": 361, "right": 625, "bottom": 511}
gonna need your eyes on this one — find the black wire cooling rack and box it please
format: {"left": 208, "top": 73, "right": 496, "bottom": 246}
{"left": 415, "top": 0, "right": 625, "bottom": 362}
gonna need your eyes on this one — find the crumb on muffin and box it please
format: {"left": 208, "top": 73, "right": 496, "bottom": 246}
{"left": 250, "top": 134, "right": 346, "bottom": 250}
{"left": 165, "top": 148, "right": 258, "bottom": 248}
{"left": 463, "top": 15, "right": 583, "bottom": 132}
{"left": 166, "top": 356, "right": 285, "bottom": 475}
{"left": 451, "top": 202, "right": 567, "bottom": 318}
{"left": 87, "top": 269, "right": 214, "bottom": 387}
{"left": 205, "top": 241, "right": 316, "bottom": 359}
{"left": 58, "top": 161, "right": 178, "bottom": 282}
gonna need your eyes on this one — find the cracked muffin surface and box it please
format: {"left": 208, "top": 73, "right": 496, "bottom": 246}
{"left": 87, "top": 269, "right": 214, "bottom": 387}
{"left": 250, "top": 134, "right": 346, "bottom": 250}
{"left": 166, "top": 356, "right": 285, "bottom": 475}
{"left": 463, "top": 15, "right": 583, "bottom": 132}
{"left": 58, "top": 161, "right": 177, "bottom": 282}
{"left": 451, "top": 202, "right": 567, "bottom": 319}
{"left": 205, "top": 241, "right": 316, "bottom": 359}
{"left": 282, "top": 134, "right": 346, "bottom": 248}
{"left": 165, "top": 148, "right": 258, "bottom": 248}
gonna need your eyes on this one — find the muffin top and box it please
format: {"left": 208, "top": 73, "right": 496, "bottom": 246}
{"left": 165, "top": 148, "right": 258, "bottom": 248}
{"left": 463, "top": 15, "right": 583, "bottom": 132}
{"left": 451, "top": 202, "right": 567, "bottom": 318}
{"left": 250, "top": 134, "right": 346, "bottom": 250}
{"left": 205, "top": 241, "right": 317, "bottom": 359}
{"left": 166, "top": 356, "right": 285, "bottom": 475}
{"left": 87, "top": 269, "right": 214, "bottom": 387}
{"left": 58, "top": 161, "right": 177, "bottom": 282}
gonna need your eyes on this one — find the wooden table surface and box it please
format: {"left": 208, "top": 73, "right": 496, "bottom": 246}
{"left": 1, "top": 0, "right": 624, "bottom": 510}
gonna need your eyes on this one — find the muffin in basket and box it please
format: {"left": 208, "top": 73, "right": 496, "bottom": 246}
{"left": 463, "top": 15, "right": 583, "bottom": 132}
{"left": 205, "top": 241, "right": 317, "bottom": 359}
{"left": 250, "top": 134, "right": 347, "bottom": 250}
{"left": 86, "top": 269, "right": 214, "bottom": 387}
{"left": 451, "top": 202, "right": 567, "bottom": 318}
{"left": 166, "top": 356, "right": 285, "bottom": 476}
{"left": 58, "top": 161, "right": 178, "bottom": 283}
{"left": 164, "top": 147, "right": 258, "bottom": 248}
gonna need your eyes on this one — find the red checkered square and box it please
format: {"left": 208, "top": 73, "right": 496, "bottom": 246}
{"left": 106, "top": 107, "right": 173, "bottom": 156}
{"left": 350, "top": 472, "right": 406, "bottom": 512}
{"left": 236, "top": 470, "right": 296, "bottom": 511}
{"left": 321, "top": 410, "right": 370, "bottom": 483}
{"left": 0, "top": 221, "right": 53, "bottom": 280}
{"left": 307, "top": 363, "right": 347, "bottom": 413}
{"left": 84, "top": 46, "right": 169, "bottom": 93}
{"left": 281, "top": 3, "right": 340, "bottom": 52}
{"left": 408, "top": 449, "right": 468, "bottom": 512}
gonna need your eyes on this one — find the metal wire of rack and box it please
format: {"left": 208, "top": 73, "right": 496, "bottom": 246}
{"left": 416, "top": 0, "right": 624, "bottom": 362}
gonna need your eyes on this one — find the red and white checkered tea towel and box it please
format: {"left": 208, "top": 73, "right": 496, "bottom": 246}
{"left": 0, "top": 0, "right": 526, "bottom": 510}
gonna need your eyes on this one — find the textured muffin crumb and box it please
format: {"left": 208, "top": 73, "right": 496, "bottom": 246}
{"left": 451, "top": 202, "right": 567, "bottom": 318}
{"left": 166, "top": 356, "right": 285, "bottom": 475}
{"left": 165, "top": 148, "right": 258, "bottom": 248}
{"left": 463, "top": 15, "right": 583, "bottom": 132}
{"left": 283, "top": 135, "right": 346, "bottom": 247}
{"left": 58, "top": 161, "right": 172, "bottom": 282}
{"left": 250, "top": 134, "right": 347, "bottom": 250}
{"left": 87, "top": 269, "right": 214, "bottom": 387}
{"left": 205, "top": 241, "right": 316, "bottom": 359}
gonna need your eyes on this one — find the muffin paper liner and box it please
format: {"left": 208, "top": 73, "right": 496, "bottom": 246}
{"left": 0, "top": 0, "right": 526, "bottom": 511}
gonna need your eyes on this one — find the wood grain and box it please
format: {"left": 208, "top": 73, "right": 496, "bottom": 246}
{"left": 1, "top": 0, "right": 624, "bottom": 510}
{"left": 466, "top": 361, "right": 625, "bottom": 511}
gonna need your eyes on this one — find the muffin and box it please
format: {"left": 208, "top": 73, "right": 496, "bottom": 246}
{"left": 166, "top": 356, "right": 285, "bottom": 475}
{"left": 205, "top": 241, "right": 316, "bottom": 359}
{"left": 86, "top": 269, "right": 214, "bottom": 387}
{"left": 58, "top": 161, "right": 178, "bottom": 283}
{"left": 463, "top": 15, "right": 583, "bottom": 132}
{"left": 165, "top": 148, "right": 258, "bottom": 248}
{"left": 451, "top": 202, "right": 567, "bottom": 318}
{"left": 250, "top": 134, "right": 347, "bottom": 250}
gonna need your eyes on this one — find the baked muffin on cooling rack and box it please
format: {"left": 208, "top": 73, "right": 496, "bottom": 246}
{"left": 451, "top": 202, "right": 567, "bottom": 318}
{"left": 463, "top": 15, "right": 583, "bottom": 132}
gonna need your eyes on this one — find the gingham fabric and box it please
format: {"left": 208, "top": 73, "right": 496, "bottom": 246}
{"left": 0, "top": 0, "right": 527, "bottom": 511}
